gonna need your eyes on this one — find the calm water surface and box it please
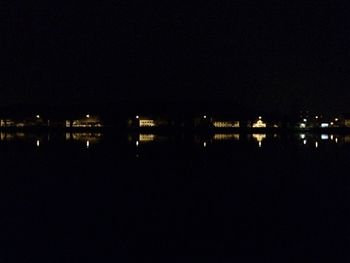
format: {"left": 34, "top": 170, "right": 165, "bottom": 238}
{"left": 2, "top": 132, "right": 350, "bottom": 262}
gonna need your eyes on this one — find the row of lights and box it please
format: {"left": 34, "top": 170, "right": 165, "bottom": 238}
{"left": 36, "top": 114, "right": 91, "bottom": 119}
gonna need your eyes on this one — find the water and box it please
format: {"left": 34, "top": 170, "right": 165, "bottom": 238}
{"left": 1, "top": 132, "right": 350, "bottom": 262}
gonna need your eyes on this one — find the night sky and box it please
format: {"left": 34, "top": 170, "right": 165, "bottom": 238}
{"left": 5, "top": 1, "right": 350, "bottom": 113}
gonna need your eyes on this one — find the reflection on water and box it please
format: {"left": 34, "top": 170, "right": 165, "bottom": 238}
{"left": 139, "top": 134, "right": 156, "bottom": 143}
{"left": 252, "top": 134, "right": 266, "bottom": 148}
{"left": 213, "top": 133, "right": 240, "bottom": 141}
{"left": 1, "top": 132, "right": 350, "bottom": 149}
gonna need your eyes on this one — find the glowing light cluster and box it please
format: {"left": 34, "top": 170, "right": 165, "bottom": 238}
{"left": 213, "top": 121, "right": 240, "bottom": 128}
{"left": 139, "top": 134, "right": 156, "bottom": 142}
{"left": 213, "top": 134, "right": 240, "bottom": 141}
{"left": 139, "top": 119, "right": 156, "bottom": 127}
{"left": 252, "top": 120, "right": 267, "bottom": 128}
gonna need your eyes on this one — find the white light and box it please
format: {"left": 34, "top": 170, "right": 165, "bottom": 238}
{"left": 36, "top": 140, "right": 40, "bottom": 147}
{"left": 299, "top": 123, "right": 306, "bottom": 129}
{"left": 315, "top": 116, "right": 319, "bottom": 119}
{"left": 303, "top": 139, "right": 307, "bottom": 145}
{"left": 335, "top": 118, "right": 339, "bottom": 121}
{"left": 330, "top": 122, "right": 334, "bottom": 125}
{"left": 258, "top": 116, "right": 262, "bottom": 120}
{"left": 203, "top": 115, "right": 207, "bottom": 119}
{"left": 203, "top": 142, "right": 207, "bottom": 147}
{"left": 315, "top": 141, "right": 319, "bottom": 148}
{"left": 335, "top": 138, "right": 338, "bottom": 143}
{"left": 86, "top": 114, "right": 90, "bottom": 118}
{"left": 36, "top": 115, "right": 40, "bottom": 119}
{"left": 136, "top": 141, "right": 139, "bottom": 146}
{"left": 330, "top": 135, "right": 334, "bottom": 140}
{"left": 321, "top": 134, "right": 329, "bottom": 140}
{"left": 258, "top": 141, "right": 262, "bottom": 148}
{"left": 86, "top": 140, "right": 90, "bottom": 148}
{"left": 300, "top": 134, "right": 306, "bottom": 139}
{"left": 136, "top": 115, "right": 139, "bottom": 119}
{"left": 321, "top": 123, "right": 329, "bottom": 128}
{"left": 303, "top": 119, "right": 307, "bottom": 122}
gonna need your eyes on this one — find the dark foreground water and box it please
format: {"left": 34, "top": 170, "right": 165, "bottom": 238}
{"left": 1, "top": 132, "right": 350, "bottom": 262}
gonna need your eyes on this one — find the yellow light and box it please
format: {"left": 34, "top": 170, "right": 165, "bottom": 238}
{"left": 139, "top": 134, "right": 155, "bottom": 142}
{"left": 253, "top": 134, "right": 266, "bottom": 147}
{"left": 139, "top": 119, "right": 156, "bottom": 127}
{"left": 252, "top": 120, "right": 267, "bottom": 128}
{"left": 213, "top": 121, "right": 240, "bottom": 128}
{"left": 213, "top": 134, "right": 240, "bottom": 141}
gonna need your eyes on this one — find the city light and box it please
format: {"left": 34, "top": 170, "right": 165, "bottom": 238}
{"left": 136, "top": 141, "right": 139, "bottom": 146}
{"left": 136, "top": 115, "right": 139, "bottom": 119}
{"left": 86, "top": 140, "right": 90, "bottom": 148}
{"left": 36, "top": 115, "right": 40, "bottom": 119}
{"left": 303, "top": 119, "right": 307, "bottom": 122}
{"left": 321, "top": 123, "right": 329, "bottom": 128}
{"left": 86, "top": 114, "right": 90, "bottom": 118}
{"left": 203, "top": 142, "right": 207, "bottom": 147}
{"left": 203, "top": 115, "right": 207, "bottom": 119}
{"left": 36, "top": 140, "right": 40, "bottom": 147}
{"left": 252, "top": 119, "right": 267, "bottom": 128}
{"left": 315, "top": 141, "right": 319, "bottom": 148}
{"left": 321, "top": 134, "right": 329, "bottom": 140}
{"left": 303, "top": 139, "right": 307, "bottom": 145}
{"left": 300, "top": 134, "right": 306, "bottom": 139}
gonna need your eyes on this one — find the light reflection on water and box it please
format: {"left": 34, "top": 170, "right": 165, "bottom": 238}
{"left": 0, "top": 132, "right": 349, "bottom": 149}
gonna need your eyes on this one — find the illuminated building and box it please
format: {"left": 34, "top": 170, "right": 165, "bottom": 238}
{"left": 139, "top": 119, "right": 156, "bottom": 127}
{"left": 252, "top": 118, "right": 267, "bottom": 128}
{"left": 212, "top": 121, "right": 240, "bottom": 128}
{"left": 67, "top": 115, "right": 103, "bottom": 128}
{"left": 129, "top": 116, "right": 170, "bottom": 128}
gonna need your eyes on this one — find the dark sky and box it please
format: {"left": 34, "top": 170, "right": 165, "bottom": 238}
{"left": 4, "top": 1, "right": 350, "bottom": 113}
